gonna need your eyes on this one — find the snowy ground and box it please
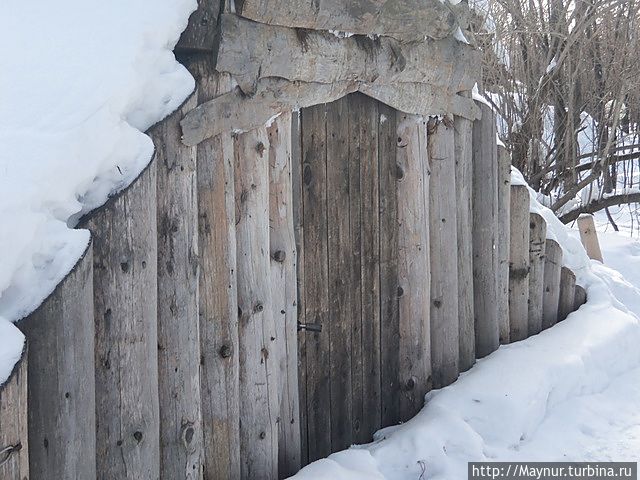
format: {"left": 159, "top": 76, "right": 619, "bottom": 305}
{"left": 292, "top": 189, "right": 640, "bottom": 479}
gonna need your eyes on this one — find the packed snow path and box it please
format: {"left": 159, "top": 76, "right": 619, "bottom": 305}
{"left": 292, "top": 229, "right": 640, "bottom": 479}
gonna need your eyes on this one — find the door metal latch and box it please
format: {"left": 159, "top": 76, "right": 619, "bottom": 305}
{"left": 297, "top": 322, "right": 323, "bottom": 333}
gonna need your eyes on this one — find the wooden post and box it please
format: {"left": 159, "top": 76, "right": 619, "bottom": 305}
{"left": 528, "top": 213, "right": 547, "bottom": 336}
{"left": 267, "top": 112, "right": 302, "bottom": 477}
{"left": 508, "top": 185, "right": 530, "bottom": 342}
{"left": 396, "top": 114, "right": 431, "bottom": 418}
{"left": 85, "top": 163, "right": 159, "bottom": 480}
{"left": 472, "top": 102, "right": 499, "bottom": 357}
{"left": 574, "top": 284, "right": 587, "bottom": 311}
{"left": 190, "top": 63, "right": 241, "bottom": 480}
{"left": 154, "top": 95, "right": 204, "bottom": 478}
{"left": 496, "top": 145, "right": 511, "bottom": 344}
{"left": 20, "top": 245, "right": 95, "bottom": 479}
{"left": 429, "top": 119, "right": 459, "bottom": 388}
{"left": 235, "top": 126, "right": 279, "bottom": 479}
{"left": 558, "top": 267, "right": 577, "bottom": 321}
{"left": 542, "top": 239, "right": 563, "bottom": 329}
{"left": 0, "top": 349, "right": 28, "bottom": 480}
{"left": 577, "top": 214, "right": 604, "bottom": 263}
{"left": 454, "top": 116, "right": 475, "bottom": 372}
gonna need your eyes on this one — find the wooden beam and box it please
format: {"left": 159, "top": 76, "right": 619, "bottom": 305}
{"left": 558, "top": 267, "right": 576, "bottom": 322}
{"left": 528, "top": 213, "right": 547, "bottom": 336}
{"left": 217, "top": 14, "right": 479, "bottom": 95}
{"left": 542, "top": 239, "right": 562, "bottom": 330}
{"left": 574, "top": 285, "right": 587, "bottom": 311}
{"left": 496, "top": 145, "right": 511, "bottom": 344}
{"left": 0, "top": 349, "right": 28, "bottom": 480}
{"left": 577, "top": 214, "right": 604, "bottom": 263}
{"left": 509, "top": 185, "right": 530, "bottom": 342}
{"left": 235, "top": 0, "right": 459, "bottom": 41}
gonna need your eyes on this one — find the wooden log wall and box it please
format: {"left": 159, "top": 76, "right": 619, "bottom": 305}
{"left": 0, "top": 350, "right": 28, "bottom": 480}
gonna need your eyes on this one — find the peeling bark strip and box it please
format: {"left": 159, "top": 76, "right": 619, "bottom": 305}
{"left": 429, "top": 119, "right": 459, "bottom": 388}
{"left": 153, "top": 95, "right": 204, "bottom": 479}
{"left": 236, "top": 0, "right": 459, "bottom": 41}
{"left": 180, "top": 79, "right": 480, "bottom": 147}
{"left": 234, "top": 126, "right": 279, "bottom": 479}
{"left": 528, "top": 213, "right": 547, "bottom": 336}
{"left": 175, "top": 0, "right": 222, "bottom": 52}
{"left": 217, "top": 14, "right": 480, "bottom": 95}
{"left": 0, "top": 350, "right": 28, "bottom": 480}
{"left": 20, "top": 245, "right": 95, "bottom": 479}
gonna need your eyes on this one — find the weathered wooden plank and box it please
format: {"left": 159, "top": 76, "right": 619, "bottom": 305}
{"left": 85, "top": 162, "right": 159, "bottom": 480}
{"left": 472, "top": 102, "right": 499, "bottom": 357}
{"left": 542, "top": 239, "right": 563, "bottom": 330}
{"left": 508, "top": 185, "right": 530, "bottom": 342}
{"left": 0, "top": 348, "right": 28, "bottom": 480}
{"left": 217, "top": 14, "right": 479, "bottom": 95}
{"left": 574, "top": 284, "right": 587, "bottom": 311}
{"left": 176, "top": 0, "right": 222, "bottom": 52}
{"left": 235, "top": 126, "right": 280, "bottom": 478}
{"left": 429, "top": 118, "right": 459, "bottom": 388}
{"left": 558, "top": 267, "right": 577, "bottom": 322}
{"left": 153, "top": 94, "right": 203, "bottom": 478}
{"left": 528, "top": 213, "right": 547, "bottom": 336}
{"left": 496, "top": 145, "right": 511, "bottom": 344}
{"left": 267, "top": 112, "right": 302, "bottom": 477}
{"left": 191, "top": 64, "right": 242, "bottom": 480}
{"left": 378, "top": 103, "right": 401, "bottom": 427}
{"left": 454, "top": 115, "right": 475, "bottom": 372}
{"left": 396, "top": 114, "right": 431, "bottom": 419}
{"left": 235, "top": 0, "right": 459, "bottom": 41}
{"left": 181, "top": 79, "right": 358, "bottom": 147}
{"left": 20, "top": 245, "right": 95, "bottom": 479}
{"left": 291, "top": 110, "right": 309, "bottom": 467}
{"left": 354, "top": 94, "right": 381, "bottom": 442}
{"left": 577, "top": 214, "right": 604, "bottom": 263}
{"left": 300, "top": 104, "right": 332, "bottom": 462}
{"left": 326, "top": 97, "right": 353, "bottom": 452}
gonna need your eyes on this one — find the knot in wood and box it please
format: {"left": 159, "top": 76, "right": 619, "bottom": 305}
{"left": 253, "top": 302, "right": 264, "bottom": 313}
{"left": 256, "top": 142, "right": 265, "bottom": 156}
{"left": 405, "top": 376, "right": 417, "bottom": 391}
{"left": 259, "top": 431, "right": 266, "bottom": 440}
{"left": 397, "top": 286, "right": 404, "bottom": 297}
{"left": 509, "top": 267, "right": 530, "bottom": 280}
{"left": 395, "top": 164, "right": 404, "bottom": 179}
{"left": 219, "top": 344, "right": 233, "bottom": 359}
{"left": 272, "top": 250, "right": 286, "bottom": 263}
{"left": 133, "top": 431, "right": 143, "bottom": 443}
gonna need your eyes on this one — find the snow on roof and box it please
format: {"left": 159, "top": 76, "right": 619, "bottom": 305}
{"left": 0, "top": 0, "right": 196, "bottom": 383}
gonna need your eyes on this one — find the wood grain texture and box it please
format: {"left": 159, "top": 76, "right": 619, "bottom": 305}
{"left": 0, "top": 349, "right": 28, "bottom": 480}
{"left": 153, "top": 94, "right": 204, "bottom": 479}
{"left": 577, "top": 214, "right": 604, "bottom": 263}
{"left": 508, "top": 185, "right": 530, "bottom": 342}
{"left": 429, "top": 119, "right": 459, "bottom": 388}
{"left": 234, "top": 126, "right": 279, "bottom": 479}
{"left": 472, "top": 102, "right": 499, "bottom": 357}
{"left": 542, "top": 239, "right": 563, "bottom": 330}
{"left": 235, "top": 0, "right": 460, "bottom": 41}
{"left": 267, "top": 112, "right": 302, "bottom": 478}
{"left": 20, "top": 245, "right": 95, "bottom": 479}
{"left": 190, "top": 64, "right": 242, "bottom": 480}
{"left": 528, "top": 213, "right": 547, "bottom": 336}
{"left": 396, "top": 114, "right": 431, "bottom": 419}
{"left": 217, "top": 14, "right": 479, "bottom": 95}
{"left": 454, "top": 116, "right": 475, "bottom": 372}
{"left": 85, "top": 163, "right": 160, "bottom": 480}
{"left": 558, "top": 267, "right": 577, "bottom": 322}
{"left": 496, "top": 145, "right": 511, "bottom": 344}
{"left": 176, "top": 0, "right": 222, "bottom": 52}
{"left": 574, "top": 285, "right": 587, "bottom": 311}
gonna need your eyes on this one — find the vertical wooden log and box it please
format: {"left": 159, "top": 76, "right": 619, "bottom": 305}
{"left": 291, "top": 110, "right": 309, "bottom": 466}
{"left": 542, "top": 239, "right": 563, "bottom": 329}
{"left": 508, "top": 185, "right": 530, "bottom": 342}
{"left": 300, "top": 104, "right": 331, "bottom": 462}
{"left": 496, "top": 145, "right": 511, "bottom": 344}
{"left": 235, "top": 126, "right": 279, "bottom": 479}
{"left": 154, "top": 95, "right": 203, "bottom": 478}
{"left": 429, "top": 119, "right": 459, "bottom": 388}
{"left": 20, "top": 246, "right": 95, "bottom": 479}
{"left": 378, "top": 104, "right": 401, "bottom": 426}
{"left": 396, "top": 114, "right": 431, "bottom": 419}
{"left": 574, "top": 284, "right": 587, "bottom": 311}
{"left": 455, "top": 116, "right": 475, "bottom": 372}
{"left": 472, "top": 103, "right": 499, "bottom": 357}
{"left": 268, "top": 112, "right": 302, "bottom": 477}
{"left": 354, "top": 94, "right": 381, "bottom": 442}
{"left": 86, "top": 163, "right": 159, "bottom": 480}
{"left": 528, "top": 213, "right": 547, "bottom": 336}
{"left": 326, "top": 97, "right": 353, "bottom": 452}
{"left": 190, "top": 64, "right": 241, "bottom": 480}
{"left": 0, "top": 349, "right": 28, "bottom": 480}
{"left": 577, "top": 214, "right": 604, "bottom": 263}
{"left": 558, "top": 267, "right": 577, "bottom": 322}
